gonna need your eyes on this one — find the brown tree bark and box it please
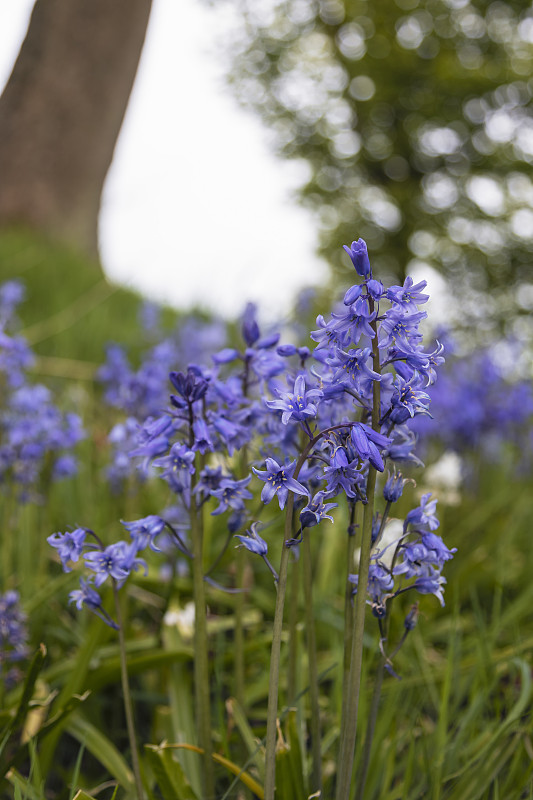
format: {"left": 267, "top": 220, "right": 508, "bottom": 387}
{"left": 0, "top": 0, "right": 152, "bottom": 260}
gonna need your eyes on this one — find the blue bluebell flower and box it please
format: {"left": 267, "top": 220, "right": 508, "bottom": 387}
{"left": 121, "top": 515, "right": 166, "bottom": 552}
{"left": 210, "top": 476, "right": 253, "bottom": 516}
{"left": 252, "top": 457, "right": 309, "bottom": 510}
{"left": 47, "top": 527, "right": 88, "bottom": 571}
{"left": 235, "top": 523, "right": 269, "bottom": 555}
{"left": 386, "top": 276, "right": 429, "bottom": 312}
{"left": 0, "top": 590, "right": 29, "bottom": 687}
{"left": 343, "top": 238, "right": 372, "bottom": 277}
{"left": 299, "top": 491, "right": 338, "bottom": 528}
{"left": 69, "top": 578, "right": 119, "bottom": 629}
{"left": 265, "top": 374, "right": 323, "bottom": 426}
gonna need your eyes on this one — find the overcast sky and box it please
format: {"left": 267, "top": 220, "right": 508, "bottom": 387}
{"left": 0, "top": 0, "right": 327, "bottom": 319}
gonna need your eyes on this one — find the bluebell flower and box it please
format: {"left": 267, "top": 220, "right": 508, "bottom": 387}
{"left": 331, "top": 297, "right": 377, "bottom": 345}
{"left": 241, "top": 303, "right": 261, "bottom": 346}
{"left": 386, "top": 276, "right": 429, "bottom": 312}
{"left": 367, "top": 279, "right": 384, "bottom": 300}
{"left": 192, "top": 418, "right": 214, "bottom": 454}
{"left": 47, "top": 528, "right": 88, "bottom": 572}
{"left": 299, "top": 491, "right": 338, "bottom": 528}
{"left": 413, "top": 572, "right": 447, "bottom": 606}
{"left": 390, "top": 374, "right": 431, "bottom": 423}
{"left": 384, "top": 426, "right": 424, "bottom": 467}
{"left": 378, "top": 308, "right": 427, "bottom": 352}
{"left": 343, "top": 284, "right": 364, "bottom": 305}
{"left": 383, "top": 471, "right": 409, "bottom": 502}
{"left": 69, "top": 578, "right": 119, "bottom": 629}
{"left": 265, "top": 374, "right": 323, "bottom": 426}
{"left": 323, "top": 447, "right": 364, "bottom": 499}
{"left": 328, "top": 346, "right": 380, "bottom": 391}
{"left": 349, "top": 564, "right": 394, "bottom": 614}
{"left": 421, "top": 531, "right": 457, "bottom": 565}
{"left": 212, "top": 347, "right": 240, "bottom": 364}
{"left": 153, "top": 443, "right": 196, "bottom": 479}
{"left": 169, "top": 368, "right": 209, "bottom": 406}
{"left": 343, "top": 238, "right": 372, "bottom": 277}
{"left": 404, "top": 493, "right": 440, "bottom": 531}
{"left": 0, "top": 590, "right": 29, "bottom": 687}
{"left": 350, "top": 423, "right": 392, "bottom": 472}
{"left": 194, "top": 465, "right": 224, "bottom": 497}
{"left": 252, "top": 457, "right": 309, "bottom": 510}
{"left": 404, "top": 604, "right": 419, "bottom": 630}
{"left": 121, "top": 515, "right": 166, "bottom": 552}
{"left": 235, "top": 523, "right": 268, "bottom": 555}
{"left": 84, "top": 543, "right": 132, "bottom": 587}
{"left": 69, "top": 577, "right": 104, "bottom": 610}
{"left": 210, "top": 476, "right": 253, "bottom": 515}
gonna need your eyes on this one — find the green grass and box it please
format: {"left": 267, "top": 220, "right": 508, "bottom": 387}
{"left": 1, "top": 228, "right": 532, "bottom": 798}
{"left": 0, "top": 227, "right": 182, "bottom": 367}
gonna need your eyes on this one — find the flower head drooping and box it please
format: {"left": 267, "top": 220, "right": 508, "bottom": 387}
{"left": 300, "top": 491, "right": 338, "bottom": 529}
{"left": 47, "top": 527, "right": 88, "bottom": 572}
{"left": 343, "top": 238, "right": 372, "bottom": 277}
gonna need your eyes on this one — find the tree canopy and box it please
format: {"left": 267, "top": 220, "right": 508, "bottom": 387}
{"left": 224, "top": 0, "right": 533, "bottom": 325}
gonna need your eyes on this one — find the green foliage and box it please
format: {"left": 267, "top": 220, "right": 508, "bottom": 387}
{"left": 0, "top": 228, "right": 180, "bottom": 365}
{"left": 1, "top": 247, "right": 532, "bottom": 797}
{"left": 224, "top": 0, "right": 533, "bottom": 323}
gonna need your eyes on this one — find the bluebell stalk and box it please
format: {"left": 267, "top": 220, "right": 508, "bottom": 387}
{"left": 49, "top": 235, "right": 455, "bottom": 799}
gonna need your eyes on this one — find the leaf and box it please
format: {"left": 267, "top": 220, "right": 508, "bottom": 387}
{"left": 66, "top": 714, "right": 135, "bottom": 792}
{"left": 156, "top": 743, "right": 265, "bottom": 799}
{"left": 144, "top": 744, "right": 198, "bottom": 800}
{"left": 226, "top": 697, "right": 265, "bottom": 781}
{"left": 0, "top": 644, "right": 47, "bottom": 778}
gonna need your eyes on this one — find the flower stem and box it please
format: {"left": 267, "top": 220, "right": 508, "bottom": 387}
{"left": 264, "top": 494, "right": 295, "bottom": 800}
{"left": 112, "top": 581, "right": 144, "bottom": 800}
{"left": 234, "top": 444, "right": 250, "bottom": 708}
{"left": 342, "top": 501, "right": 360, "bottom": 699}
{"left": 336, "top": 314, "right": 381, "bottom": 800}
{"left": 287, "top": 552, "right": 300, "bottom": 705}
{"left": 302, "top": 530, "right": 322, "bottom": 794}
{"left": 191, "top": 455, "right": 215, "bottom": 799}
{"left": 336, "top": 467, "right": 378, "bottom": 799}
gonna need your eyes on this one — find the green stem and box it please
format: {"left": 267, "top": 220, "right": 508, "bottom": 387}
{"left": 336, "top": 468, "right": 378, "bottom": 799}
{"left": 302, "top": 531, "right": 322, "bottom": 794}
{"left": 112, "top": 582, "right": 144, "bottom": 800}
{"left": 343, "top": 502, "right": 360, "bottom": 700}
{"left": 264, "top": 494, "right": 295, "bottom": 800}
{"left": 287, "top": 552, "right": 300, "bottom": 705}
{"left": 234, "top": 548, "right": 246, "bottom": 708}
{"left": 353, "top": 654, "right": 385, "bottom": 800}
{"left": 354, "top": 607, "right": 392, "bottom": 800}
{"left": 336, "top": 313, "right": 381, "bottom": 800}
{"left": 191, "top": 456, "right": 215, "bottom": 799}
{"left": 234, "top": 443, "right": 250, "bottom": 709}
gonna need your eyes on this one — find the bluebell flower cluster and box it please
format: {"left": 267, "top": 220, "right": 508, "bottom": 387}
{"left": 98, "top": 316, "right": 229, "bottom": 487}
{"left": 349, "top": 492, "right": 456, "bottom": 616}
{"left": 0, "top": 590, "right": 29, "bottom": 688}
{"left": 411, "top": 338, "right": 533, "bottom": 472}
{"left": 54, "top": 238, "right": 455, "bottom": 625}
{"left": 0, "top": 281, "right": 84, "bottom": 500}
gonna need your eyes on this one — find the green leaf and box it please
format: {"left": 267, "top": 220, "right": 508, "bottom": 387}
{"left": 226, "top": 697, "right": 265, "bottom": 781}
{"left": 66, "top": 714, "right": 135, "bottom": 792}
{"left": 0, "top": 644, "right": 47, "bottom": 778}
{"left": 284, "top": 710, "right": 307, "bottom": 800}
{"left": 144, "top": 744, "right": 198, "bottom": 800}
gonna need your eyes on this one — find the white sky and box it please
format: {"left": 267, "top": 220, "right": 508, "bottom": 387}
{"left": 0, "top": 0, "right": 327, "bottom": 319}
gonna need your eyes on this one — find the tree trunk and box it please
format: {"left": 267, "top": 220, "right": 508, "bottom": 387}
{"left": 0, "top": 0, "right": 152, "bottom": 260}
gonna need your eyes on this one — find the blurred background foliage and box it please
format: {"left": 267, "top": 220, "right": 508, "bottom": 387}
{"left": 220, "top": 0, "right": 533, "bottom": 336}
